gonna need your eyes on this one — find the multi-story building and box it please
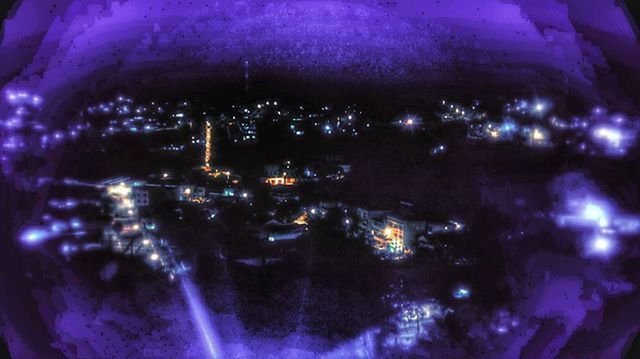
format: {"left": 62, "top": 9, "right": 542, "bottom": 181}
{"left": 357, "top": 204, "right": 427, "bottom": 257}
{"left": 356, "top": 207, "right": 389, "bottom": 234}
{"left": 133, "top": 188, "right": 150, "bottom": 207}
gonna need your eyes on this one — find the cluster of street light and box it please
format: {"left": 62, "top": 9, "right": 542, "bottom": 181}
{"left": 103, "top": 179, "right": 187, "bottom": 280}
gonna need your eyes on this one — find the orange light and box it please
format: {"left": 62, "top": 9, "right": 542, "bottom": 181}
{"left": 204, "top": 121, "right": 212, "bottom": 168}
{"left": 532, "top": 128, "right": 545, "bottom": 141}
{"left": 293, "top": 212, "right": 308, "bottom": 225}
{"left": 265, "top": 177, "right": 296, "bottom": 186}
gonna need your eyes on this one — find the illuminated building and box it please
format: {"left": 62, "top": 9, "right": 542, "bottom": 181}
{"left": 293, "top": 212, "right": 308, "bottom": 225}
{"left": 525, "top": 125, "right": 552, "bottom": 147}
{"left": 262, "top": 162, "right": 298, "bottom": 186}
{"left": 396, "top": 114, "right": 423, "bottom": 129}
{"left": 357, "top": 205, "right": 426, "bottom": 257}
{"left": 133, "top": 188, "right": 150, "bottom": 207}
{"left": 356, "top": 207, "right": 390, "bottom": 233}
{"left": 589, "top": 124, "right": 636, "bottom": 156}
{"left": 265, "top": 176, "right": 297, "bottom": 186}
{"left": 177, "top": 186, "right": 206, "bottom": 202}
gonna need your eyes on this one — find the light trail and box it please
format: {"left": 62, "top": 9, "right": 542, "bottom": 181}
{"left": 180, "top": 277, "right": 223, "bottom": 359}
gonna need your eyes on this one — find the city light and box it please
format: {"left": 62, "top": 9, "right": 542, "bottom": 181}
{"left": 532, "top": 128, "right": 546, "bottom": 141}
{"left": 592, "top": 236, "right": 611, "bottom": 252}
{"left": 293, "top": 213, "right": 308, "bottom": 225}
{"left": 107, "top": 183, "right": 132, "bottom": 196}
{"left": 589, "top": 124, "right": 636, "bottom": 156}
{"left": 551, "top": 174, "right": 640, "bottom": 261}
{"left": 50, "top": 221, "right": 69, "bottom": 233}
{"left": 19, "top": 226, "right": 53, "bottom": 247}
{"left": 453, "top": 286, "right": 471, "bottom": 299}
{"left": 593, "top": 127, "right": 622, "bottom": 144}
{"left": 204, "top": 121, "right": 212, "bottom": 169}
{"left": 586, "top": 234, "right": 616, "bottom": 258}
{"left": 582, "top": 203, "right": 610, "bottom": 228}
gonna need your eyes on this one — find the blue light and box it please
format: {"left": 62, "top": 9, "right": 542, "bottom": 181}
{"left": 70, "top": 218, "right": 82, "bottom": 230}
{"left": 50, "top": 221, "right": 69, "bottom": 233}
{"left": 19, "top": 227, "right": 52, "bottom": 247}
{"left": 180, "top": 278, "right": 223, "bottom": 358}
{"left": 582, "top": 203, "right": 610, "bottom": 228}
{"left": 585, "top": 234, "right": 617, "bottom": 258}
{"left": 453, "top": 286, "right": 471, "bottom": 299}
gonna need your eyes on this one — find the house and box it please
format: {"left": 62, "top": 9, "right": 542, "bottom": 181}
{"left": 175, "top": 186, "right": 206, "bottom": 202}
{"left": 356, "top": 202, "right": 426, "bottom": 257}
{"left": 262, "top": 161, "right": 298, "bottom": 186}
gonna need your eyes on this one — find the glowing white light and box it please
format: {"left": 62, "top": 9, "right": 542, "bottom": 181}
{"left": 150, "top": 253, "right": 160, "bottom": 261}
{"left": 453, "top": 286, "right": 471, "bottom": 299}
{"left": 70, "top": 218, "right": 82, "bottom": 229}
{"left": 20, "top": 227, "right": 52, "bottom": 247}
{"left": 583, "top": 203, "right": 609, "bottom": 227}
{"left": 593, "top": 127, "right": 622, "bottom": 144}
{"left": 592, "top": 236, "right": 611, "bottom": 252}
{"left": 586, "top": 234, "right": 616, "bottom": 258}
